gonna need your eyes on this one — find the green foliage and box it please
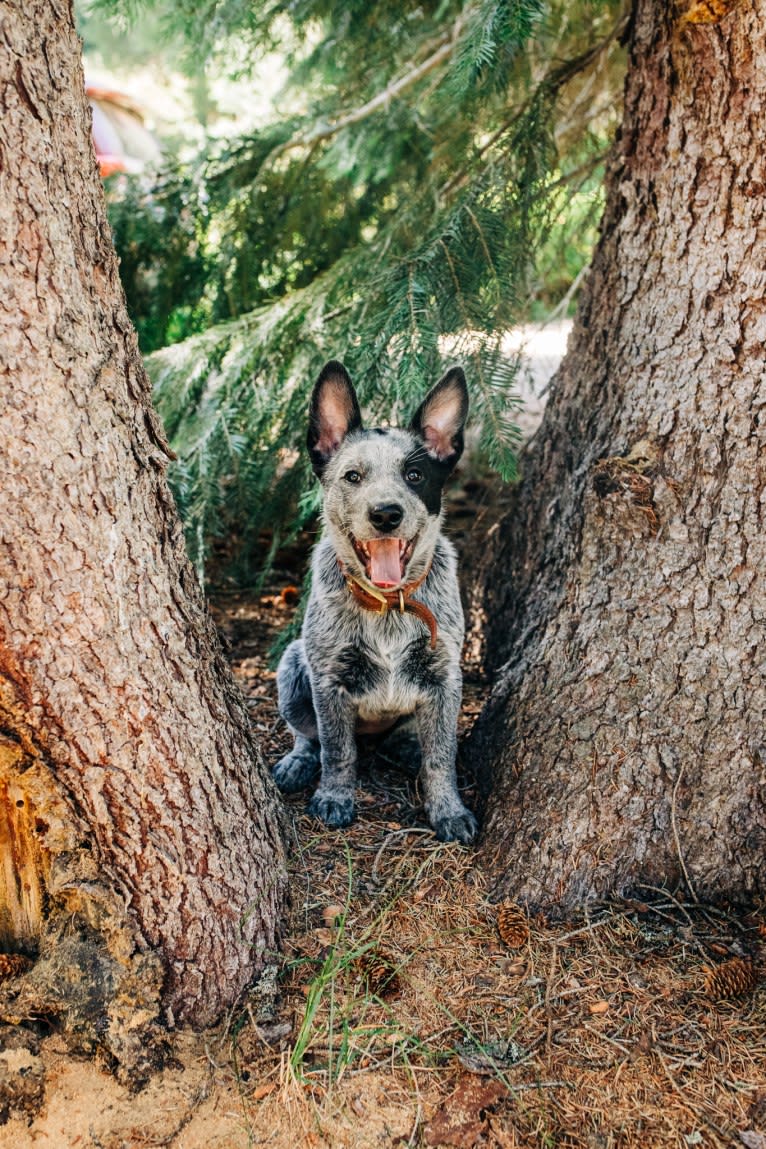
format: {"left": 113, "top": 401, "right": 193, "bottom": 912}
{"left": 105, "top": 165, "right": 209, "bottom": 351}
{"left": 97, "top": 0, "right": 626, "bottom": 580}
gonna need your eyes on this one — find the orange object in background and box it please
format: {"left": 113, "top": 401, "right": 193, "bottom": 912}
{"left": 86, "top": 82, "right": 161, "bottom": 177}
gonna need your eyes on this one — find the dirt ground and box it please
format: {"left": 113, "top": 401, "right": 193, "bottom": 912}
{"left": 1, "top": 475, "right": 765, "bottom": 1148}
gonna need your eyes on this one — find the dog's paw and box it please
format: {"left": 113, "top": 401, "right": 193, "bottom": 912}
{"left": 307, "top": 790, "right": 355, "bottom": 829}
{"left": 272, "top": 748, "right": 320, "bottom": 793}
{"left": 431, "top": 806, "right": 478, "bottom": 845}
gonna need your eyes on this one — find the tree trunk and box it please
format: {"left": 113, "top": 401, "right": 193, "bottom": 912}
{"left": 470, "top": 0, "right": 766, "bottom": 910}
{"left": 0, "top": 0, "right": 286, "bottom": 1078}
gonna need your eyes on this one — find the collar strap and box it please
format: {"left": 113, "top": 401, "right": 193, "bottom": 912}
{"left": 339, "top": 562, "right": 438, "bottom": 649}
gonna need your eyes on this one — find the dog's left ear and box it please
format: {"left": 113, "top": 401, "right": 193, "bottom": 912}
{"left": 307, "top": 361, "right": 363, "bottom": 477}
{"left": 409, "top": 366, "right": 469, "bottom": 470}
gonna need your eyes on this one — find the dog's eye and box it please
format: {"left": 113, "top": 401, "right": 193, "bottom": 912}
{"left": 344, "top": 469, "right": 362, "bottom": 484}
{"left": 405, "top": 468, "right": 423, "bottom": 484}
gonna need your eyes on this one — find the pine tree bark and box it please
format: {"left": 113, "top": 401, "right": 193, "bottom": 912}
{"left": 470, "top": 0, "right": 766, "bottom": 909}
{"left": 0, "top": 0, "right": 286, "bottom": 1077}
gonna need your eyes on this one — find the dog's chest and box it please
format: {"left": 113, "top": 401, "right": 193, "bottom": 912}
{"left": 327, "top": 615, "right": 434, "bottom": 719}
{"left": 360, "top": 631, "right": 420, "bottom": 718}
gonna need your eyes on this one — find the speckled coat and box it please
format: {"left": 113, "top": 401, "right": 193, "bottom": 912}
{"left": 273, "top": 361, "right": 477, "bottom": 844}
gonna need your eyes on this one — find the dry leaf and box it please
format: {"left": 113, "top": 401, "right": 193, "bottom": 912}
{"left": 423, "top": 1077, "right": 506, "bottom": 1147}
{"left": 623, "top": 898, "right": 650, "bottom": 914}
{"left": 501, "top": 959, "right": 527, "bottom": 977}
{"left": 251, "top": 1083, "right": 277, "bottom": 1101}
{"left": 588, "top": 1000, "right": 610, "bottom": 1015}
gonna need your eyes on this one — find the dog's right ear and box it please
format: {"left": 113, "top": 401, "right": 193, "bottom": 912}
{"left": 307, "top": 361, "right": 363, "bottom": 477}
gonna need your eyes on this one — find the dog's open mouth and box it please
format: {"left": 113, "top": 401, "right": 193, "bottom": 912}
{"left": 351, "top": 535, "right": 416, "bottom": 588}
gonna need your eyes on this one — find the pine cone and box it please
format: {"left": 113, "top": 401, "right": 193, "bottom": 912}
{"left": 0, "top": 953, "right": 33, "bottom": 981}
{"left": 496, "top": 902, "right": 529, "bottom": 949}
{"left": 703, "top": 957, "right": 758, "bottom": 1000}
{"left": 355, "top": 950, "right": 401, "bottom": 999}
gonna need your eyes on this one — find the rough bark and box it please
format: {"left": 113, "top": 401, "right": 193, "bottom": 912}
{"left": 470, "top": 0, "right": 766, "bottom": 909}
{"left": 0, "top": 0, "right": 287, "bottom": 1071}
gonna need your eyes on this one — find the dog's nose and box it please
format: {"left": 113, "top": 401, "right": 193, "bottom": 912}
{"left": 369, "top": 503, "right": 404, "bottom": 532}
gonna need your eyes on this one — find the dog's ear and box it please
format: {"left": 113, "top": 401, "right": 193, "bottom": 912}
{"left": 307, "top": 361, "right": 363, "bottom": 477}
{"left": 409, "top": 366, "right": 468, "bottom": 470}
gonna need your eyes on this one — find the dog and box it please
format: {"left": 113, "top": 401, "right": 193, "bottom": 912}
{"left": 272, "top": 360, "right": 477, "bottom": 844}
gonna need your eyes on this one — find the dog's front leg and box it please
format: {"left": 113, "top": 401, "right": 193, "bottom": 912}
{"left": 416, "top": 688, "right": 477, "bottom": 845}
{"left": 306, "top": 684, "right": 358, "bottom": 828}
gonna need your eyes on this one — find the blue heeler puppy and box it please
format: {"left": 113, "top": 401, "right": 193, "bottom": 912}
{"left": 272, "top": 360, "right": 477, "bottom": 844}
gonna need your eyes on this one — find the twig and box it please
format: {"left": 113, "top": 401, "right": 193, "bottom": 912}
{"left": 637, "top": 884, "right": 708, "bottom": 961}
{"left": 545, "top": 943, "right": 557, "bottom": 1058}
{"left": 371, "top": 827, "right": 435, "bottom": 883}
{"left": 670, "top": 760, "right": 699, "bottom": 903}
{"left": 554, "top": 917, "right": 613, "bottom": 945}
{"left": 584, "top": 902, "right": 610, "bottom": 959}
{"left": 542, "top": 262, "right": 590, "bottom": 327}
{"left": 510, "top": 1081, "right": 573, "bottom": 1093}
{"left": 271, "top": 28, "right": 458, "bottom": 161}
{"left": 402, "top": 1053, "right": 423, "bottom": 1148}
{"left": 581, "top": 1023, "right": 633, "bottom": 1057}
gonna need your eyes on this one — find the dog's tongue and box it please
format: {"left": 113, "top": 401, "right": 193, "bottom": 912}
{"left": 367, "top": 538, "right": 402, "bottom": 588}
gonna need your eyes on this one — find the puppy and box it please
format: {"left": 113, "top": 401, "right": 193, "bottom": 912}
{"left": 272, "top": 360, "right": 477, "bottom": 844}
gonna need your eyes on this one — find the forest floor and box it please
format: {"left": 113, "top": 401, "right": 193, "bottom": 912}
{"left": 2, "top": 328, "right": 766, "bottom": 1147}
{"left": 2, "top": 475, "right": 766, "bottom": 1149}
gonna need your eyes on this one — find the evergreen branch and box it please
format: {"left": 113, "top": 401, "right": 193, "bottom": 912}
{"left": 464, "top": 205, "right": 497, "bottom": 280}
{"left": 100, "top": 0, "right": 626, "bottom": 583}
{"left": 270, "top": 25, "right": 461, "bottom": 159}
{"left": 440, "top": 9, "right": 627, "bottom": 199}
{"left": 546, "top": 150, "right": 610, "bottom": 195}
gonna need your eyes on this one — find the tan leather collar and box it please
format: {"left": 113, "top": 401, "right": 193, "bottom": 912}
{"left": 339, "top": 562, "right": 438, "bottom": 649}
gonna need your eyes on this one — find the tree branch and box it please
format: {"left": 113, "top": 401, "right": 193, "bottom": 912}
{"left": 439, "top": 10, "right": 628, "bottom": 200}
{"left": 271, "top": 27, "right": 460, "bottom": 159}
